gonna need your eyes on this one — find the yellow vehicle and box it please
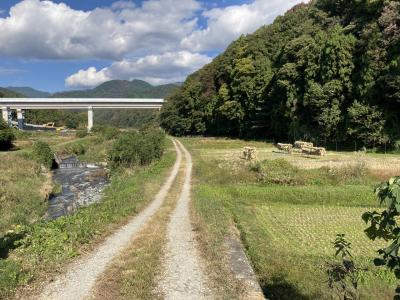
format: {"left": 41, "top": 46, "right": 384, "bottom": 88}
{"left": 42, "top": 122, "right": 55, "bottom": 128}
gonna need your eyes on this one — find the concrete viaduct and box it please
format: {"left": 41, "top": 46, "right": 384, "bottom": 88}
{"left": 0, "top": 98, "right": 164, "bottom": 131}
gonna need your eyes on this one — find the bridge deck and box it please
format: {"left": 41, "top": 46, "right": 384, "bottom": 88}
{"left": 0, "top": 98, "right": 164, "bottom": 109}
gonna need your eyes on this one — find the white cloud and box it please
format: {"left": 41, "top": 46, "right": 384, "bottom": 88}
{"left": 181, "top": 0, "right": 305, "bottom": 52}
{"left": 0, "top": 0, "right": 305, "bottom": 87}
{"left": 65, "top": 67, "right": 112, "bottom": 88}
{"left": 65, "top": 51, "right": 212, "bottom": 88}
{"left": 0, "top": 0, "right": 201, "bottom": 59}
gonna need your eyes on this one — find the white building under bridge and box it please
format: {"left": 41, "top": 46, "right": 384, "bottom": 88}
{"left": 0, "top": 98, "right": 164, "bottom": 131}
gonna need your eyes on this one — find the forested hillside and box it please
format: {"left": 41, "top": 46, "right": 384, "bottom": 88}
{"left": 160, "top": 0, "right": 400, "bottom": 147}
{"left": 7, "top": 87, "right": 51, "bottom": 98}
{"left": 54, "top": 79, "right": 179, "bottom": 98}
{"left": 0, "top": 87, "right": 23, "bottom": 98}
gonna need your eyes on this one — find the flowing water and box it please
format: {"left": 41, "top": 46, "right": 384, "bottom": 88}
{"left": 47, "top": 156, "right": 109, "bottom": 219}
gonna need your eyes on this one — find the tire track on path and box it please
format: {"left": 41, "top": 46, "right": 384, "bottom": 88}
{"left": 37, "top": 139, "right": 182, "bottom": 300}
{"left": 157, "top": 140, "right": 213, "bottom": 299}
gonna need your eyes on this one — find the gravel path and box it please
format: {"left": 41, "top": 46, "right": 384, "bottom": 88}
{"left": 37, "top": 140, "right": 182, "bottom": 300}
{"left": 157, "top": 140, "right": 213, "bottom": 300}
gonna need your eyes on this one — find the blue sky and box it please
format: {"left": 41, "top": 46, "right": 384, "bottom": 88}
{"left": 0, "top": 0, "right": 302, "bottom": 92}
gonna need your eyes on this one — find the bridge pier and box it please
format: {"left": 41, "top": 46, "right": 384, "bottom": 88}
{"left": 2, "top": 107, "right": 10, "bottom": 125}
{"left": 17, "top": 109, "right": 25, "bottom": 130}
{"left": 88, "top": 106, "right": 93, "bottom": 132}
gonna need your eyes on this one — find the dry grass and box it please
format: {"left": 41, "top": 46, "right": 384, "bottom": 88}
{"left": 39, "top": 171, "right": 55, "bottom": 201}
{"left": 191, "top": 198, "right": 247, "bottom": 300}
{"left": 0, "top": 153, "right": 46, "bottom": 235}
{"left": 184, "top": 137, "right": 400, "bottom": 183}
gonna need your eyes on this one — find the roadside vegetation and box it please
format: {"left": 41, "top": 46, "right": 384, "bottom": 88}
{"left": 0, "top": 119, "right": 15, "bottom": 151}
{"left": 183, "top": 137, "right": 399, "bottom": 300}
{"left": 0, "top": 154, "right": 47, "bottom": 237}
{"left": 108, "top": 128, "right": 166, "bottom": 169}
{"left": 0, "top": 127, "right": 171, "bottom": 298}
{"left": 31, "top": 141, "right": 55, "bottom": 169}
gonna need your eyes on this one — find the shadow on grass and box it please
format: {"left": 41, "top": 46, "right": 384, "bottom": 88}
{"left": 0, "top": 142, "right": 22, "bottom": 152}
{"left": 0, "top": 230, "right": 26, "bottom": 259}
{"left": 262, "top": 275, "right": 312, "bottom": 300}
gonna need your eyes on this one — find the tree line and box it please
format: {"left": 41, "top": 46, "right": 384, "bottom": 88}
{"left": 160, "top": 0, "right": 400, "bottom": 148}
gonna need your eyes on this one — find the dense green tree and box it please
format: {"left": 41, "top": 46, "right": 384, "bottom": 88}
{"left": 347, "top": 101, "right": 386, "bottom": 146}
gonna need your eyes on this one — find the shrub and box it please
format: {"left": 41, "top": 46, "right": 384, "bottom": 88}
{"left": 252, "top": 159, "right": 306, "bottom": 185}
{"left": 102, "top": 126, "right": 120, "bottom": 140}
{"left": 0, "top": 119, "right": 8, "bottom": 130}
{"left": 32, "top": 141, "right": 54, "bottom": 169}
{"left": 108, "top": 129, "right": 166, "bottom": 168}
{"left": 65, "top": 143, "right": 85, "bottom": 155}
{"left": 0, "top": 119, "right": 15, "bottom": 151}
{"left": 92, "top": 125, "right": 120, "bottom": 141}
{"left": 91, "top": 124, "right": 105, "bottom": 133}
{"left": 76, "top": 130, "right": 88, "bottom": 138}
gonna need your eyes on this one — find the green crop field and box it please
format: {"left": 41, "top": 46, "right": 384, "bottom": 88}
{"left": 183, "top": 137, "right": 399, "bottom": 300}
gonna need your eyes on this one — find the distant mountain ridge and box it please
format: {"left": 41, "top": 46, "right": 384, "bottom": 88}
{"left": 3, "top": 79, "right": 180, "bottom": 99}
{"left": 0, "top": 87, "right": 24, "bottom": 98}
{"left": 53, "top": 80, "right": 180, "bottom": 98}
{"left": 7, "top": 87, "right": 50, "bottom": 98}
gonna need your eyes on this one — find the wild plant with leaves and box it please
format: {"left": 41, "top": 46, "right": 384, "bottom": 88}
{"left": 327, "top": 234, "right": 362, "bottom": 300}
{"left": 363, "top": 176, "right": 400, "bottom": 299}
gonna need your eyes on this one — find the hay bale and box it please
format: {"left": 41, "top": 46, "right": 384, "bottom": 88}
{"left": 277, "top": 143, "right": 293, "bottom": 153}
{"left": 243, "top": 147, "right": 257, "bottom": 160}
{"left": 294, "top": 141, "right": 314, "bottom": 149}
{"left": 302, "top": 146, "right": 326, "bottom": 156}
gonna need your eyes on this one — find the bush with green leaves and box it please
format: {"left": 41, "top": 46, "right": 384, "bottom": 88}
{"left": 363, "top": 177, "right": 400, "bottom": 298}
{"left": 108, "top": 129, "right": 165, "bottom": 168}
{"left": 31, "top": 141, "right": 54, "bottom": 169}
{"left": 65, "top": 143, "right": 85, "bottom": 156}
{"left": 75, "top": 130, "right": 88, "bottom": 138}
{"left": 92, "top": 125, "right": 120, "bottom": 141}
{"left": 0, "top": 119, "right": 15, "bottom": 151}
{"left": 101, "top": 126, "right": 120, "bottom": 141}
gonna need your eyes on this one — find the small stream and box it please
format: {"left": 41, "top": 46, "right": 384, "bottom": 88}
{"left": 47, "top": 156, "right": 109, "bottom": 220}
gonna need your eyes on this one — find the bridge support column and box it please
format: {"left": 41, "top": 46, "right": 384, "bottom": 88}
{"left": 17, "top": 109, "right": 25, "bottom": 130}
{"left": 88, "top": 106, "right": 93, "bottom": 132}
{"left": 2, "top": 107, "right": 10, "bottom": 125}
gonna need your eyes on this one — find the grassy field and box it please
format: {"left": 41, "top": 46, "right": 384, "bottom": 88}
{"left": 0, "top": 154, "right": 47, "bottom": 236}
{"left": 182, "top": 137, "right": 398, "bottom": 300}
